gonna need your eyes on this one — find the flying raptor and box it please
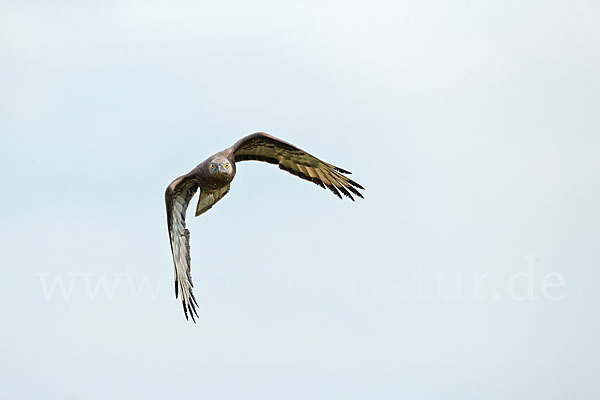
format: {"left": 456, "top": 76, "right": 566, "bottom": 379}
{"left": 165, "top": 132, "right": 365, "bottom": 321}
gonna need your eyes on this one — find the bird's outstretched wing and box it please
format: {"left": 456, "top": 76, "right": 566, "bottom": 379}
{"left": 165, "top": 175, "right": 200, "bottom": 322}
{"left": 231, "top": 132, "right": 365, "bottom": 200}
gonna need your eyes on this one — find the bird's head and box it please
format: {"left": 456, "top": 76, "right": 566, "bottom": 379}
{"left": 208, "top": 157, "right": 234, "bottom": 181}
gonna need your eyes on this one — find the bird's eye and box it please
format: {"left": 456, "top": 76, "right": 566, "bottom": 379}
{"left": 210, "top": 163, "right": 215, "bottom": 169}
{"left": 225, "top": 163, "right": 229, "bottom": 169}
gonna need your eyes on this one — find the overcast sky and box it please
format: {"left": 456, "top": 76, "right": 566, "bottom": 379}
{"left": 1, "top": 0, "right": 599, "bottom": 399}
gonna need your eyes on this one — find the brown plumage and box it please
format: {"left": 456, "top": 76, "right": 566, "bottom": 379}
{"left": 165, "top": 132, "right": 365, "bottom": 322}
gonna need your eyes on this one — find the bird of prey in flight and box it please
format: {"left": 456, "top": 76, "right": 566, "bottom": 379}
{"left": 165, "top": 132, "right": 365, "bottom": 321}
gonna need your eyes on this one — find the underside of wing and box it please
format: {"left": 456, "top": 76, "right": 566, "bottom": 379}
{"left": 165, "top": 175, "right": 200, "bottom": 322}
{"left": 195, "top": 184, "right": 231, "bottom": 217}
{"left": 231, "top": 132, "right": 365, "bottom": 200}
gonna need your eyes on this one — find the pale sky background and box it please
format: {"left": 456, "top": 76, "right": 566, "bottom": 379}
{"left": 1, "top": 0, "right": 599, "bottom": 399}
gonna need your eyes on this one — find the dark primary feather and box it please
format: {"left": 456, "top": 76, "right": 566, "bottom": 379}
{"left": 231, "top": 132, "right": 365, "bottom": 201}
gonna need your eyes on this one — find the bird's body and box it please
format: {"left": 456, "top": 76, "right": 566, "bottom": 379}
{"left": 165, "top": 132, "right": 365, "bottom": 321}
